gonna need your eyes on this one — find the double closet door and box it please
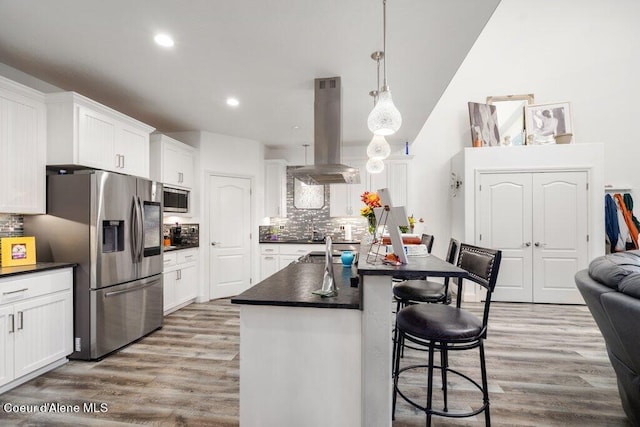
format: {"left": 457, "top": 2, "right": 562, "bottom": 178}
{"left": 477, "top": 171, "right": 588, "bottom": 304}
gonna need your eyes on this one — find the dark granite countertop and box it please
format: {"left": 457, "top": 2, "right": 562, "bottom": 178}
{"left": 231, "top": 262, "right": 360, "bottom": 309}
{"left": 357, "top": 255, "right": 468, "bottom": 281}
{"left": 0, "top": 262, "right": 77, "bottom": 279}
{"left": 163, "top": 243, "right": 199, "bottom": 252}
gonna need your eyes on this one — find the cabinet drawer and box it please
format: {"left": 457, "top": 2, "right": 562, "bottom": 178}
{"left": 0, "top": 268, "right": 73, "bottom": 305}
{"left": 163, "top": 252, "right": 177, "bottom": 269}
{"left": 279, "top": 244, "right": 316, "bottom": 256}
{"left": 177, "top": 249, "right": 198, "bottom": 264}
{"left": 260, "top": 245, "right": 280, "bottom": 255}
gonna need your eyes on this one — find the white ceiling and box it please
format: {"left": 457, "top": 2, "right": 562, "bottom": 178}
{"left": 0, "top": 0, "right": 499, "bottom": 149}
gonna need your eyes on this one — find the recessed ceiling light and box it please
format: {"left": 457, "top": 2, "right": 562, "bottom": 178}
{"left": 154, "top": 34, "right": 174, "bottom": 47}
{"left": 226, "top": 97, "right": 240, "bottom": 107}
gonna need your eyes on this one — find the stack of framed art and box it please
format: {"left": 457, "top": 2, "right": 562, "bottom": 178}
{"left": 468, "top": 94, "right": 573, "bottom": 147}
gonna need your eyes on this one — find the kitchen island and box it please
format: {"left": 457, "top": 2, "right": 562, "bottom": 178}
{"left": 232, "top": 253, "right": 467, "bottom": 427}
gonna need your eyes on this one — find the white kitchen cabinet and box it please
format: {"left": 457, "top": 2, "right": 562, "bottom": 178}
{"left": 259, "top": 245, "right": 280, "bottom": 281}
{"left": 150, "top": 134, "right": 195, "bottom": 189}
{"left": 330, "top": 160, "right": 366, "bottom": 217}
{"left": 368, "top": 159, "right": 410, "bottom": 209}
{"left": 46, "top": 92, "right": 155, "bottom": 178}
{"left": 265, "top": 160, "right": 288, "bottom": 218}
{"left": 259, "top": 244, "right": 316, "bottom": 281}
{"left": 163, "top": 248, "right": 198, "bottom": 315}
{"left": 0, "top": 268, "right": 73, "bottom": 394}
{"left": 0, "top": 76, "right": 46, "bottom": 214}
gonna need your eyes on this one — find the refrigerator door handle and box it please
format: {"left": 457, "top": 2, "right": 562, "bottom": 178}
{"left": 103, "top": 280, "right": 159, "bottom": 298}
{"left": 136, "top": 196, "right": 144, "bottom": 263}
{"left": 131, "top": 195, "right": 140, "bottom": 263}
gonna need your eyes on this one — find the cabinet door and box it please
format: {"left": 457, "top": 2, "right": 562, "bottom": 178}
{"left": 163, "top": 270, "right": 177, "bottom": 314}
{"left": 279, "top": 255, "right": 300, "bottom": 269}
{"left": 265, "top": 161, "right": 287, "bottom": 217}
{"left": 532, "top": 171, "right": 588, "bottom": 304}
{"left": 117, "top": 124, "right": 149, "bottom": 178}
{"left": 77, "top": 105, "right": 117, "bottom": 171}
{"left": 163, "top": 142, "right": 184, "bottom": 187}
{"left": 177, "top": 149, "right": 194, "bottom": 189}
{"left": 0, "top": 305, "right": 15, "bottom": 387}
{"left": 176, "top": 264, "right": 198, "bottom": 305}
{"left": 478, "top": 173, "right": 533, "bottom": 303}
{"left": 0, "top": 88, "right": 46, "bottom": 214}
{"left": 12, "top": 290, "right": 72, "bottom": 379}
{"left": 367, "top": 160, "right": 409, "bottom": 209}
{"left": 260, "top": 255, "right": 279, "bottom": 281}
{"left": 330, "top": 160, "right": 366, "bottom": 217}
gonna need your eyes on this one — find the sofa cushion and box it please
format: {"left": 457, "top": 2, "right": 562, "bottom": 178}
{"left": 618, "top": 271, "right": 640, "bottom": 299}
{"left": 588, "top": 250, "right": 640, "bottom": 290}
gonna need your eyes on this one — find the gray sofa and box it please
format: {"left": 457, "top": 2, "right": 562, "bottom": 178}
{"left": 575, "top": 250, "right": 640, "bottom": 425}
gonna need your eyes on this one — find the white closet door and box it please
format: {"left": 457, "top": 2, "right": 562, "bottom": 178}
{"left": 532, "top": 171, "right": 588, "bottom": 304}
{"left": 478, "top": 173, "right": 533, "bottom": 302}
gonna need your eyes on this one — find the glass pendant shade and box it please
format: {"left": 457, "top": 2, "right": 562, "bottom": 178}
{"left": 367, "top": 88, "right": 402, "bottom": 136}
{"left": 366, "top": 157, "right": 385, "bottom": 174}
{"left": 366, "top": 134, "right": 391, "bottom": 159}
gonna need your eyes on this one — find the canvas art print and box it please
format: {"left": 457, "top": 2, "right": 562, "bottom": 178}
{"left": 1, "top": 236, "right": 36, "bottom": 267}
{"left": 525, "top": 102, "right": 572, "bottom": 138}
{"left": 468, "top": 102, "right": 500, "bottom": 147}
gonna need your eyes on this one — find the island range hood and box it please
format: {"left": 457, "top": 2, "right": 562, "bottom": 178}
{"left": 290, "top": 77, "right": 361, "bottom": 185}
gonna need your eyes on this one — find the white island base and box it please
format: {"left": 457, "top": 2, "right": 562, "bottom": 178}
{"left": 238, "top": 305, "right": 362, "bottom": 427}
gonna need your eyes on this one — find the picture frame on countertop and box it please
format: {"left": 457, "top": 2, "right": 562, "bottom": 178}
{"left": 1, "top": 236, "right": 37, "bottom": 267}
{"left": 525, "top": 101, "right": 572, "bottom": 144}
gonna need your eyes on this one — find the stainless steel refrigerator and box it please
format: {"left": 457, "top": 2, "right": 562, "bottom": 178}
{"left": 25, "top": 170, "right": 164, "bottom": 360}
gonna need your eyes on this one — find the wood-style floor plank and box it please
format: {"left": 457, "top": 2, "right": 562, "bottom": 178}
{"left": 0, "top": 299, "right": 631, "bottom": 426}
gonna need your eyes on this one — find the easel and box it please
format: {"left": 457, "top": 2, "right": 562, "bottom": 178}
{"left": 366, "top": 188, "right": 409, "bottom": 265}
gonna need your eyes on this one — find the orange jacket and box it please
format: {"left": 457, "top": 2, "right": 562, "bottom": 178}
{"left": 614, "top": 193, "right": 639, "bottom": 249}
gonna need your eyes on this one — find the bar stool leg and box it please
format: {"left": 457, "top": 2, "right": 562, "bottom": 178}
{"left": 479, "top": 341, "right": 491, "bottom": 425}
{"left": 392, "top": 329, "right": 403, "bottom": 420}
{"left": 426, "top": 343, "right": 435, "bottom": 427}
{"left": 441, "top": 344, "right": 448, "bottom": 412}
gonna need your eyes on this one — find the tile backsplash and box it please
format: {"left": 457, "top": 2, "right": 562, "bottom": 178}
{"left": 261, "top": 167, "right": 368, "bottom": 241}
{"left": 0, "top": 214, "right": 24, "bottom": 267}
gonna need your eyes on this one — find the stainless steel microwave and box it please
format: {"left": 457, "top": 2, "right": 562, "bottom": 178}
{"left": 163, "top": 187, "right": 189, "bottom": 213}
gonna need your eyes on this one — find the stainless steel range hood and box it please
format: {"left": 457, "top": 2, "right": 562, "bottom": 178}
{"left": 290, "top": 77, "right": 361, "bottom": 185}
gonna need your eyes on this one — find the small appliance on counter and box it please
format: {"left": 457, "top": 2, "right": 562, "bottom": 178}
{"left": 170, "top": 223, "right": 182, "bottom": 245}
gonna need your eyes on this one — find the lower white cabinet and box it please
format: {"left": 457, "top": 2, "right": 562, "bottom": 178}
{"left": 163, "top": 248, "right": 199, "bottom": 315}
{"left": 0, "top": 268, "right": 73, "bottom": 394}
{"left": 259, "top": 244, "right": 316, "bottom": 281}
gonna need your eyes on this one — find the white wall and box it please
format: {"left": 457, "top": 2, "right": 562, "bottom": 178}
{"left": 168, "top": 131, "right": 265, "bottom": 302}
{"left": 411, "top": 0, "right": 640, "bottom": 256}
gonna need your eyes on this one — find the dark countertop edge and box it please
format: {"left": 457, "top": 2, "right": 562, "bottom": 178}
{"left": 0, "top": 262, "right": 77, "bottom": 279}
{"left": 163, "top": 244, "right": 200, "bottom": 252}
{"left": 230, "top": 298, "right": 359, "bottom": 310}
{"left": 259, "top": 240, "right": 361, "bottom": 244}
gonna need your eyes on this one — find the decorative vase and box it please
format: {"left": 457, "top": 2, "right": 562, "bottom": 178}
{"left": 367, "top": 215, "right": 377, "bottom": 235}
{"left": 341, "top": 251, "right": 354, "bottom": 267}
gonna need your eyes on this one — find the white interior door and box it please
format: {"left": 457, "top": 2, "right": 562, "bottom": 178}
{"left": 532, "top": 171, "right": 588, "bottom": 304}
{"left": 209, "top": 175, "right": 252, "bottom": 299}
{"left": 478, "top": 173, "right": 533, "bottom": 302}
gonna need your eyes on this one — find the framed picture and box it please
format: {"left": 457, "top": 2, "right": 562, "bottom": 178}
{"left": 486, "top": 94, "right": 534, "bottom": 146}
{"left": 468, "top": 102, "right": 500, "bottom": 147}
{"left": 525, "top": 102, "right": 572, "bottom": 141}
{"left": 1, "top": 236, "right": 37, "bottom": 267}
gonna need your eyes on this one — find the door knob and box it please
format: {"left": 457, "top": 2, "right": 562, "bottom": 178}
{"left": 534, "top": 242, "right": 541, "bottom": 247}
{"left": 211, "top": 241, "right": 222, "bottom": 246}
{"left": 524, "top": 242, "right": 531, "bottom": 247}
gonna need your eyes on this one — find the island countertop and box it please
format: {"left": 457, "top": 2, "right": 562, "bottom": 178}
{"left": 231, "top": 262, "right": 360, "bottom": 309}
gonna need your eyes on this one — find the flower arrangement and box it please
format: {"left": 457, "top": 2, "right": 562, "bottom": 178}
{"left": 360, "top": 191, "right": 381, "bottom": 234}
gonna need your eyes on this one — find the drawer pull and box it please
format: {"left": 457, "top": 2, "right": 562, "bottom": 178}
{"left": 3, "top": 288, "right": 28, "bottom": 295}
{"left": 184, "top": 255, "right": 193, "bottom": 259}
{"left": 17, "top": 311, "right": 23, "bottom": 330}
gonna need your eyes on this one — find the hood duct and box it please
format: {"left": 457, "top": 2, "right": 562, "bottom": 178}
{"left": 290, "top": 77, "right": 361, "bottom": 185}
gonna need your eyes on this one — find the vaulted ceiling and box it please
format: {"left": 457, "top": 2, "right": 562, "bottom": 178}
{"left": 0, "top": 0, "right": 500, "bottom": 148}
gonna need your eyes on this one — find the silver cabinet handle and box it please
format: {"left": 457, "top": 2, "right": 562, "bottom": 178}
{"left": 3, "top": 288, "right": 28, "bottom": 295}
{"left": 8, "top": 314, "right": 14, "bottom": 333}
{"left": 264, "top": 256, "right": 275, "bottom": 260}
{"left": 17, "top": 311, "right": 23, "bottom": 330}
{"left": 115, "top": 154, "right": 120, "bottom": 168}
{"left": 184, "top": 255, "right": 193, "bottom": 259}
{"left": 121, "top": 155, "right": 125, "bottom": 169}
{"left": 524, "top": 242, "right": 531, "bottom": 247}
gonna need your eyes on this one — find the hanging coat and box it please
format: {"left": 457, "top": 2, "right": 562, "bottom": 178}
{"left": 605, "top": 194, "right": 622, "bottom": 252}
{"left": 614, "top": 193, "right": 639, "bottom": 249}
{"left": 623, "top": 193, "right": 640, "bottom": 231}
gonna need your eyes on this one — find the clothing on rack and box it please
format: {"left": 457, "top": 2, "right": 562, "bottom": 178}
{"left": 605, "top": 193, "right": 639, "bottom": 253}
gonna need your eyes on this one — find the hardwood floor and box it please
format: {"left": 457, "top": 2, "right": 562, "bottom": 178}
{"left": 0, "top": 300, "right": 630, "bottom": 426}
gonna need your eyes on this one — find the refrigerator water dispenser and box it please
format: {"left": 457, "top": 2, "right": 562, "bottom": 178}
{"left": 103, "top": 220, "right": 124, "bottom": 252}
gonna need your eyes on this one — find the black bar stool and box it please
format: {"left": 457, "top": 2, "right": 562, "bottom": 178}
{"left": 392, "top": 243, "right": 502, "bottom": 426}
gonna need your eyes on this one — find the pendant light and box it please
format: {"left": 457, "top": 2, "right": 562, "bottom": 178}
{"left": 367, "top": 0, "right": 402, "bottom": 136}
{"left": 366, "top": 51, "right": 391, "bottom": 160}
{"left": 366, "top": 157, "right": 385, "bottom": 174}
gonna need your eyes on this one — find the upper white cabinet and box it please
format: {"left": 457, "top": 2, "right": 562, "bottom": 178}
{"left": 265, "top": 160, "right": 288, "bottom": 218}
{"left": 46, "top": 92, "right": 155, "bottom": 178}
{"left": 330, "top": 158, "right": 411, "bottom": 217}
{"left": 330, "top": 159, "right": 366, "bottom": 217}
{"left": 0, "top": 76, "right": 46, "bottom": 214}
{"left": 149, "top": 134, "right": 195, "bottom": 189}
